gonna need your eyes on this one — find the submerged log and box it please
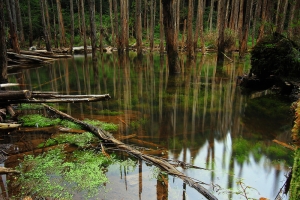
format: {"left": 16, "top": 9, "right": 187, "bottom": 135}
{"left": 42, "top": 104, "right": 218, "bottom": 200}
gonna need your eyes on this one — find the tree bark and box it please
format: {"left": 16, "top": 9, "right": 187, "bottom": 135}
{"left": 162, "top": 0, "right": 180, "bottom": 74}
{"left": 88, "top": 0, "right": 97, "bottom": 60}
{"left": 15, "top": 0, "right": 24, "bottom": 46}
{"left": 276, "top": 0, "right": 288, "bottom": 34}
{"left": 217, "top": 0, "right": 227, "bottom": 64}
{"left": 109, "top": 0, "right": 114, "bottom": 46}
{"left": 136, "top": 0, "right": 143, "bottom": 56}
{"left": 69, "top": 0, "right": 75, "bottom": 53}
{"left": 27, "top": 0, "right": 33, "bottom": 47}
{"left": 56, "top": 0, "right": 67, "bottom": 47}
{"left": 239, "top": 0, "right": 252, "bottom": 58}
{"left": 99, "top": 0, "right": 103, "bottom": 53}
{"left": 5, "top": 0, "right": 20, "bottom": 53}
{"left": 80, "top": 0, "right": 87, "bottom": 56}
{"left": 150, "top": 0, "right": 154, "bottom": 52}
{"left": 40, "top": 0, "right": 52, "bottom": 52}
{"left": 159, "top": 0, "right": 164, "bottom": 53}
{"left": 0, "top": 0, "right": 7, "bottom": 84}
{"left": 187, "top": 0, "right": 194, "bottom": 59}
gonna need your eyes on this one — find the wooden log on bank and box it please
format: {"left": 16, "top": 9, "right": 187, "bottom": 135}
{"left": 0, "top": 90, "right": 31, "bottom": 100}
{"left": 42, "top": 104, "right": 218, "bottom": 200}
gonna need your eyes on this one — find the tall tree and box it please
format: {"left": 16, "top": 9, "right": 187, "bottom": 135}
{"left": 5, "top": 0, "right": 20, "bottom": 53}
{"left": 99, "top": 0, "right": 103, "bottom": 52}
{"left": 149, "top": 0, "right": 155, "bottom": 51}
{"left": 239, "top": 0, "right": 252, "bottom": 58}
{"left": 159, "top": 0, "right": 164, "bottom": 53}
{"left": 136, "top": 0, "right": 143, "bottom": 56}
{"left": 56, "top": 0, "right": 67, "bottom": 47}
{"left": 44, "top": 0, "right": 52, "bottom": 41}
{"left": 217, "top": 0, "right": 227, "bottom": 63}
{"left": 69, "top": 0, "right": 74, "bottom": 53}
{"left": 40, "top": 0, "right": 51, "bottom": 51}
{"left": 88, "top": 0, "right": 97, "bottom": 60}
{"left": 0, "top": 0, "right": 7, "bottom": 84}
{"left": 257, "top": 0, "right": 269, "bottom": 42}
{"left": 162, "top": 0, "right": 180, "bottom": 74}
{"left": 27, "top": 0, "right": 33, "bottom": 47}
{"left": 187, "top": 0, "right": 194, "bottom": 59}
{"left": 287, "top": 0, "right": 300, "bottom": 40}
{"left": 275, "top": 0, "right": 288, "bottom": 34}
{"left": 109, "top": 0, "right": 114, "bottom": 46}
{"left": 80, "top": 0, "right": 87, "bottom": 55}
{"left": 15, "top": 0, "right": 24, "bottom": 46}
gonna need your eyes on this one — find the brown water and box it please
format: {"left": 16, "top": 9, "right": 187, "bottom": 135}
{"left": 7, "top": 52, "right": 293, "bottom": 199}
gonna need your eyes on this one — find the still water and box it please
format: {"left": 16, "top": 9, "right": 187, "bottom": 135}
{"left": 8, "top": 52, "right": 293, "bottom": 199}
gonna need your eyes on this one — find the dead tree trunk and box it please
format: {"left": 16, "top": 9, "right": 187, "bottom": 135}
{"left": 162, "top": 0, "right": 180, "bottom": 74}
{"left": 5, "top": 0, "right": 20, "bottom": 54}
{"left": 56, "top": 0, "right": 67, "bottom": 48}
{"left": 0, "top": 0, "right": 7, "bottom": 84}
{"left": 40, "top": 0, "right": 52, "bottom": 52}
{"left": 88, "top": 0, "right": 97, "bottom": 60}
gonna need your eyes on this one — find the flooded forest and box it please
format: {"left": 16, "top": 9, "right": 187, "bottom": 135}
{"left": 0, "top": 0, "right": 300, "bottom": 200}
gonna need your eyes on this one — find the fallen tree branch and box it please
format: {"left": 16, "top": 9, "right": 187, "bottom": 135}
{"left": 42, "top": 103, "right": 218, "bottom": 200}
{"left": 273, "top": 139, "right": 296, "bottom": 151}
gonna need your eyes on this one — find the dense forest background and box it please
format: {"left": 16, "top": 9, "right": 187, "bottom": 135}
{"left": 1, "top": 0, "right": 300, "bottom": 63}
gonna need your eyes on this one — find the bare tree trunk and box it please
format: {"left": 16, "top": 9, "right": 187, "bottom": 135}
{"left": 136, "top": 0, "right": 143, "bottom": 56}
{"left": 56, "top": 0, "right": 66, "bottom": 47}
{"left": 109, "top": 0, "right": 114, "bottom": 46}
{"left": 252, "top": 0, "right": 262, "bottom": 46}
{"left": 88, "top": 0, "right": 97, "bottom": 60}
{"left": 99, "top": 0, "right": 103, "bottom": 52}
{"left": 27, "top": 0, "right": 33, "bottom": 47}
{"left": 217, "top": 0, "right": 227, "bottom": 64}
{"left": 198, "top": 0, "right": 205, "bottom": 54}
{"left": 80, "top": 0, "right": 87, "bottom": 55}
{"left": 40, "top": 0, "right": 51, "bottom": 51}
{"left": 0, "top": 0, "right": 7, "bottom": 84}
{"left": 239, "top": 0, "right": 252, "bottom": 58}
{"left": 44, "top": 0, "right": 52, "bottom": 40}
{"left": 15, "top": 0, "right": 24, "bottom": 46}
{"left": 187, "top": 0, "right": 194, "bottom": 59}
{"left": 51, "top": 0, "right": 58, "bottom": 48}
{"left": 162, "top": 0, "right": 180, "bottom": 74}
{"left": 150, "top": 0, "right": 154, "bottom": 52}
{"left": 69, "top": 0, "right": 74, "bottom": 53}
{"left": 76, "top": 0, "right": 82, "bottom": 40}
{"left": 276, "top": 0, "right": 288, "bottom": 34}
{"left": 208, "top": 0, "right": 214, "bottom": 32}
{"left": 257, "top": 0, "right": 268, "bottom": 42}
{"left": 159, "top": 0, "right": 164, "bottom": 53}
{"left": 5, "top": 0, "right": 20, "bottom": 53}
{"left": 113, "top": 0, "right": 119, "bottom": 48}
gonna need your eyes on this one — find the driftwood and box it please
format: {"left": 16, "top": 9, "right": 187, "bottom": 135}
{"left": 42, "top": 104, "right": 218, "bottom": 200}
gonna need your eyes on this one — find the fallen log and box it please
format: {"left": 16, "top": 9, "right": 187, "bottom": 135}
{"left": 272, "top": 139, "right": 296, "bottom": 151}
{"left": 42, "top": 104, "right": 218, "bottom": 200}
{"left": 0, "top": 90, "right": 31, "bottom": 100}
{"left": 0, "top": 94, "right": 111, "bottom": 104}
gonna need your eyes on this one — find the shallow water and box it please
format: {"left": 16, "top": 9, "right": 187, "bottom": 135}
{"left": 7, "top": 52, "right": 293, "bottom": 199}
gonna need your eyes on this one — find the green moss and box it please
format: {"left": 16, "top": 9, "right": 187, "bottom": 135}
{"left": 19, "top": 114, "right": 61, "bottom": 127}
{"left": 290, "top": 149, "right": 300, "bottom": 200}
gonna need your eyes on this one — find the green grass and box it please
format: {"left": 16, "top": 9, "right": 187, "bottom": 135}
{"left": 19, "top": 114, "right": 61, "bottom": 127}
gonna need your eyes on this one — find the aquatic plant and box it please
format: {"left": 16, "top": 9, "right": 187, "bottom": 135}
{"left": 14, "top": 148, "right": 111, "bottom": 200}
{"left": 38, "top": 132, "right": 98, "bottom": 148}
{"left": 19, "top": 114, "right": 61, "bottom": 127}
{"left": 83, "top": 118, "right": 118, "bottom": 132}
{"left": 60, "top": 119, "right": 82, "bottom": 129}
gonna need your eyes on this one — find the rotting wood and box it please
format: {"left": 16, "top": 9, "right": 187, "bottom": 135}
{"left": 42, "top": 103, "right": 218, "bottom": 200}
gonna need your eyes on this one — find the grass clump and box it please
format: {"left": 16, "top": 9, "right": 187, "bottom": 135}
{"left": 19, "top": 114, "right": 61, "bottom": 127}
{"left": 38, "top": 132, "right": 98, "bottom": 148}
{"left": 14, "top": 148, "right": 111, "bottom": 200}
{"left": 84, "top": 119, "right": 118, "bottom": 132}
